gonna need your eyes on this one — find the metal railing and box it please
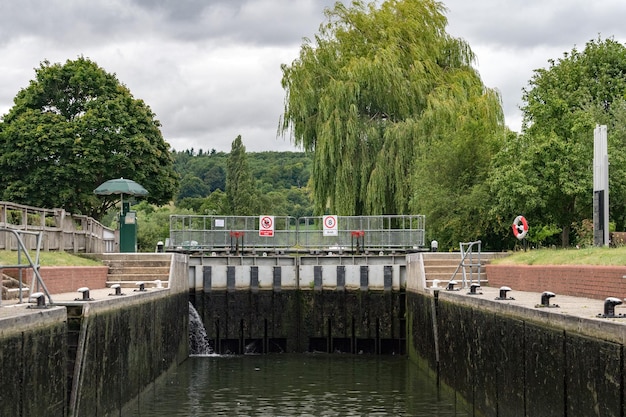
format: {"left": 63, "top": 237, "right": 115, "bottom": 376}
{"left": 0, "top": 201, "right": 116, "bottom": 253}
{"left": 448, "top": 240, "right": 483, "bottom": 289}
{"left": 0, "top": 229, "right": 53, "bottom": 305}
{"left": 297, "top": 215, "right": 425, "bottom": 251}
{"left": 168, "top": 215, "right": 425, "bottom": 252}
{"left": 169, "top": 216, "right": 298, "bottom": 251}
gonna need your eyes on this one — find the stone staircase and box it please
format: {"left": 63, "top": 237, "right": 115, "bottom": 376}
{"left": 98, "top": 253, "right": 172, "bottom": 289}
{"left": 2, "top": 274, "right": 29, "bottom": 300}
{"left": 423, "top": 252, "right": 507, "bottom": 289}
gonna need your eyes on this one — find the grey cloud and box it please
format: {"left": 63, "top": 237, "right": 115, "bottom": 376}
{"left": 128, "top": 0, "right": 338, "bottom": 45}
{"left": 5, "top": 0, "right": 626, "bottom": 151}
{"left": 0, "top": 1, "right": 145, "bottom": 47}
{"left": 445, "top": 0, "right": 626, "bottom": 50}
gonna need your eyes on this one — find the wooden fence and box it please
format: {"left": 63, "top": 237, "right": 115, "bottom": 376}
{"left": 0, "top": 201, "right": 116, "bottom": 253}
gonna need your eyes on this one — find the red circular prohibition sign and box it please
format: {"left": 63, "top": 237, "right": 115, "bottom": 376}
{"left": 261, "top": 216, "right": 273, "bottom": 230}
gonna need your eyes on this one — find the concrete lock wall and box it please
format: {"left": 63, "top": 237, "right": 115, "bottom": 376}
{"left": 192, "top": 290, "right": 405, "bottom": 355}
{"left": 0, "top": 308, "right": 68, "bottom": 417}
{"left": 0, "top": 253, "right": 189, "bottom": 417}
{"left": 187, "top": 254, "right": 406, "bottom": 292}
{"left": 188, "top": 254, "right": 407, "bottom": 355}
{"left": 405, "top": 253, "right": 626, "bottom": 417}
{"left": 72, "top": 291, "right": 189, "bottom": 417}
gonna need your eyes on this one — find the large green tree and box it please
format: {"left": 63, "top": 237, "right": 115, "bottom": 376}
{"left": 0, "top": 57, "right": 178, "bottom": 219}
{"left": 280, "top": 0, "right": 503, "bottom": 218}
{"left": 488, "top": 37, "right": 626, "bottom": 247}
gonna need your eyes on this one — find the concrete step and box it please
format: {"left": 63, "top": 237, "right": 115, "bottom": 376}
{"left": 426, "top": 277, "right": 488, "bottom": 289}
{"left": 424, "top": 266, "right": 485, "bottom": 274}
{"left": 106, "top": 266, "right": 170, "bottom": 275}
{"left": 425, "top": 272, "right": 488, "bottom": 280}
{"left": 422, "top": 252, "right": 463, "bottom": 257}
{"left": 3, "top": 286, "right": 30, "bottom": 299}
{"left": 105, "top": 272, "right": 170, "bottom": 281}
{"left": 422, "top": 259, "right": 485, "bottom": 267}
{"left": 97, "top": 254, "right": 173, "bottom": 289}
{"left": 423, "top": 265, "right": 462, "bottom": 274}
{"left": 103, "top": 260, "right": 171, "bottom": 269}
{"left": 94, "top": 253, "right": 173, "bottom": 261}
{"left": 106, "top": 280, "right": 169, "bottom": 289}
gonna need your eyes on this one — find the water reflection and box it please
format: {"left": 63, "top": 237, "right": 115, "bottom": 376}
{"left": 126, "top": 354, "right": 470, "bottom": 416}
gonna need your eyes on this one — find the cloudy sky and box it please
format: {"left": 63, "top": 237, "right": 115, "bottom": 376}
{"left": 1, "top": 0, "right": 626, "bottom": 153}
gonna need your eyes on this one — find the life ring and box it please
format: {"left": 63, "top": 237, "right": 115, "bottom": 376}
{"left": 512, "top": 215, "right": 529, "bottom": 240}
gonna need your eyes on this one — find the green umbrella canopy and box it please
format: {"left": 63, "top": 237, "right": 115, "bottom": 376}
{"left": 94, "top": 178, "right": 149, "bottom": 197}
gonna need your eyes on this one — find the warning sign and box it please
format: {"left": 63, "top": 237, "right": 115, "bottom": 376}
{"left": 259, "top": 215, "right": 274, "bottom": 237}
{"left": 323, "top": 215, "right": 338, "bottom": 236}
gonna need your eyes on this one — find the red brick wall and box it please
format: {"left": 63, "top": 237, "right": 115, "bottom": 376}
{"left": 2, "top": 266, "right": 109, "bottom": 295}
{"left": 486, "top": 264, "right": 626, "bottom": 300}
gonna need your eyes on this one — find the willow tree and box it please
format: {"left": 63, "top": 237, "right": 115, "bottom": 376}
{"left": 280, "top": 0, "right": 504, "bottom": 218}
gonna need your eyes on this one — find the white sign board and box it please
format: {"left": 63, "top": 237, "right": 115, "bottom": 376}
{"left": 259, "top": 215, "right": 274, "bottom": 237}
{"left": 323, "top": 215, "right": 338, "bottom": 236}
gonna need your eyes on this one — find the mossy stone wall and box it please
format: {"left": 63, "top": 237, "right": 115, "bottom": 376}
{"left": 72, "top": 291, "right": 188, "bottom": 417}
{"left": 0, "top": 309, "right": 67, "bottom": 417}
{"left": 407, "top": 291, "right": 624, "bottom": 417}
{"left": 0, "top": 291, "right": 188, "bottom": 417}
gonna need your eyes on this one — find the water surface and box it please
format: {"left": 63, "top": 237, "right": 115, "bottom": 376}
{"left": 126, "top": 354, "right": 471, "bottom": 416}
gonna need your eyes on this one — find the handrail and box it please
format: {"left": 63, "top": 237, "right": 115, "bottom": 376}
{"left": 0, "top": 201, "right": 115, "bottom": 253}
{"left": 448, "top": 240, "right": 483, "bottom": 289}
{"left": 0, "top": 228, "right": 53, "bottom": 305}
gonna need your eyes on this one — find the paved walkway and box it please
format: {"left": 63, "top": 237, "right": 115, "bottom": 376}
{"left": 0, "top": 286, "right": 168, "bottom": 322}
{"left": 2, "top": 283, "right": 625, "bottom": 331}
{"left": 438, "top": 285, "right": 614, "bottom": 319}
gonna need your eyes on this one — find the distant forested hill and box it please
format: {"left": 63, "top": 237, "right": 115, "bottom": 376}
{"left": 171, "top": 149, "right": 313, "bottom": 217}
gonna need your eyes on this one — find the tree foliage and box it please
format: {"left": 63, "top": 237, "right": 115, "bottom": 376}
{"left": 488, "top": 37, "right": 626, "bottom": 246}
{"left": 172, "top": 149, "right": 313, "bottom": 217}
{"left": 281, "top": 0, "right": 503, "bottom": 219}
{"left": 225, "top": 135, "right": 258, "bottom": 215}
{"left": 0, "top": 57, "right": 178, "bottom": 219}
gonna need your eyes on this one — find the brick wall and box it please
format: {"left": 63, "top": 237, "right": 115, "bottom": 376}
{"left": 2, "top": 266, "right": 109, "bottom": 295}
{"left": 486, "top": 264, "right": 626, "bottom": 300}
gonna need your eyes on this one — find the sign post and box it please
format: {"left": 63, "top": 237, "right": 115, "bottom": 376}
{"left": 593, "top": 125, "right": 609, "bottom": 246}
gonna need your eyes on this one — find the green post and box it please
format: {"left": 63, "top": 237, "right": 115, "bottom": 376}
{"left": 119, "top": 202, "right": 137, "bottom": 252}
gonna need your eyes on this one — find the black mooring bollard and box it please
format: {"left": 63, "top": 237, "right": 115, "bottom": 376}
{"left": 468, "top": 283, "right": 481, "bottom": 295}
{"left": 495, "top": 286, "right": 514, "bottom": 300}
{"left": 536, "top": 291, "right": 559, "bottom": 308}
{"left": 603, "top": 297, "right": 623, "bottom": 317}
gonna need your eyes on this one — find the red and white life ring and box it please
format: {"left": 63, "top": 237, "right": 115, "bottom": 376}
{"left": 512, "top": 215, "right": 529, "bottom": 240}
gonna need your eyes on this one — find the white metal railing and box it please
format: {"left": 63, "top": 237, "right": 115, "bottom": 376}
{"left": 168, "top": 216, "right": 298, "bottom": 251}
{"left": 0, "top": 229, "right": 53, "bottom": 305}
{"left": 168, "top": 215, "right": 425, "bottom": 252}
{"left": 448, "top": 240, "right": 483, "bottom": 289}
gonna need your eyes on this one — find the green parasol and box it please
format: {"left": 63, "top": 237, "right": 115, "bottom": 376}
{"left": 94, "top": 177, "right": 149, "bottom": 211}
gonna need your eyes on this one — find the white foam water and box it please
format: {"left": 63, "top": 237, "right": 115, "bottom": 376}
{"left": 189, "top": 302, "right": 214, "bottom": 355}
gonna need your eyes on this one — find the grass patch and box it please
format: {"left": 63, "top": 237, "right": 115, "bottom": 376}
{"left": 0, "top": 251, "right": 102, "bottom": 267}
{"left": 491, "top": 246, "right": 626, "bottom": 266}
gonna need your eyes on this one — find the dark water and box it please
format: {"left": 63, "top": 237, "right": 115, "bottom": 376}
{"left": 125, "top": 354, "right": 471, "bottom": 416}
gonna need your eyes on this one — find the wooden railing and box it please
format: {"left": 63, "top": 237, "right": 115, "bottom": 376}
{"left": 0, "top": 202, "right": 116, "bottom": 253}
